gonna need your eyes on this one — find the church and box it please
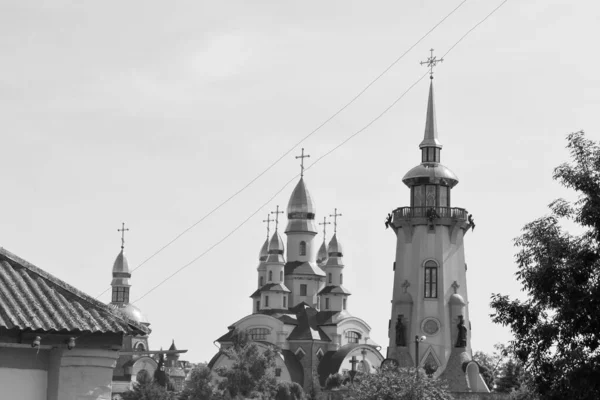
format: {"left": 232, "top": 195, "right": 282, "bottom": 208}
{"left": 208, "top": 167, "right": 385, "bottom": 392}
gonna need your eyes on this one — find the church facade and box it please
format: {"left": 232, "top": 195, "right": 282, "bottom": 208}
{"left": 386, "top": 77, "right": 489, "bottom": 392}
{"left": 209, "top": 174, "right": 384, "bottom": 392}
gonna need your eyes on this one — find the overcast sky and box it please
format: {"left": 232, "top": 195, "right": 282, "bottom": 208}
{"left": 1, "top": 0, "right": 598, "bottom": 363}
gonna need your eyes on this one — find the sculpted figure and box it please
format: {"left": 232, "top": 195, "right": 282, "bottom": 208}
{"left": 395, "top": 315, "right": 406, "bottom": 346}
{"left": 456, "top": 315, "right": 467, "bottom": 348}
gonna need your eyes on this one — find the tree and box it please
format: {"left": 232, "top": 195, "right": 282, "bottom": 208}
{"left": 347, "top": 367, "right": 453, "bottom": 400}
{"left": 122, "top": 370, "right": 176, "bottom": 400}
{"left": 274, "top": 381, "right": 305, "bottom": 400}
{"left": 179, "top": 364, "right": 215, "bottom": 400}
{"left": 490, "top": 131, "right": 600, "bottom": 400}
{"left": 215, "top": 329, "right": 278, "bottom": 399}
{"left": 472, "top": 351, "right": 496, "bottom": 391}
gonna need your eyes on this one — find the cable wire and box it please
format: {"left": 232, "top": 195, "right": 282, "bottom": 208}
{"left": 131, "top": 0, "right": 509, "bottom": 303}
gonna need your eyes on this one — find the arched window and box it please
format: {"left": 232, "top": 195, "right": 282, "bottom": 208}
{"left": 247, "top": 327, "right": 270, "bottom": 341}
{"left": 259, "top": 277, "right": 263, "bottom": 286}
{"left": 346, "top": 331, "right": 361, "bottom": 344}
{"left": 279, "top": 271, "right": 283, "bottom": 281}
{"left": 269, "top": 271, "right": 273, "bottom": 281}
{"left": 300, "top": 241, "right": 307, "bottom": 256}
{"left": 265, "top": 295, "right": 270, "bottom": 307}
{"left": 135, "top": 342, "right": 146, "bottom": 351}
{"left": 328, "top": 273, "right": 332, "bottom": 284}
{"left": 340, "top": 274, "right": 343, "bottom": 285}
{"left": 424, "top": 260, "right": 438, "bottom": 298}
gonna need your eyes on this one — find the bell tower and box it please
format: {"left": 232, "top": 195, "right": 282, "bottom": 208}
{"left": 386, "top": 55, "right": 478, "bottom": 383}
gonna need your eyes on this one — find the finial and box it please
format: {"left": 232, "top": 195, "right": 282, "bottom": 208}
{"left": 319, "top": 217, "right": 331, "bottom": 242}
{"left": 117, "top": 222, "right": 129, "bottom": 250}
{"left": 401, "top": 280, "right": 411, "bottom": 293}
{"left": 420, "top": 48, "right": 443, "bottom": 80}
{"left": 262, "top": 214, "right": 272, "bottom": 240}
{"left": 271, "top": 205, "right": 284, "bottom": 232}
{"left": 329, "top": 208, "right": 343, "bottom": 234}
{"left": 295, "top": 148, "right": 310, "bottom": 177}
{"left": 451, "top": 280, "right": 460, "bottom": 294}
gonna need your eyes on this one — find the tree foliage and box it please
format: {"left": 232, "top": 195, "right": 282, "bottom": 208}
{"left": 121, "top": 369, "right": 176, "bottom": 400}
{"left": 215, "top": 329, "right": 279, "bottom": 399}
{"left": 472, "top": 351, "right": 496, "bottom": 391}
{"left": 490, "top": 131, "right": 600, "bottom": 400}
{"left": 347, "top": 367, "right": 453, "bottom": 400}
{"left": 179, "top": 364, "right": 216, "bottom": 400}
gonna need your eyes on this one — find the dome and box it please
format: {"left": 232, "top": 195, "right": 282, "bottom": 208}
{"left": 327, "top": 234, "right": 343, "bottom": 257}
{"left": 258, "top": 238, "right": 269, "bottom": 262}
{"left": 317, "top": 241, "right": 328, "bottom": 265}
{"left": 449, "top": 293, "right": 466, "bottom": 306}
{"left": 112, "top": 249, "right": 130, "bottom": 274}
{"left": 267, "top": 232, "right": 285, "bottom": 263}
{"left": 287, "top": 178, "right": 316, "bottom": 216}
{"left": 402, "top": 163, "right": 459, "bottom": 188}
{"left": 116, "top": 303, "right": 150, "bottom": 325}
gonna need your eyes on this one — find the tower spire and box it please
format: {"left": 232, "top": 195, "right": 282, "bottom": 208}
{"left": 419, "top": 49, "right": 443, "bottom": 150}
{"left": 262, "top": 214, "right": 272, "bottom": 240}
{"left": 420, "top": 48, "right": 443, "bottom": 80}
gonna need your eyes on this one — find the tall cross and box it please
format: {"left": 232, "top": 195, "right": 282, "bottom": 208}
{"left": 420, "top": 48, "right": 444, "bottom": 80}
{"left": 295, "top": 148, "right": 310, "bottom": 177}
{"left": 271, "top": 205, "right": 284, "bottom": 231}
{"left": 319, "top": 217, "right": 331, "bottom": 241}
{"left": 117, "top": 222, "right": 129, "bottom": 250}
{"left": 329, "top": 208, "right": 342, "bottom": 233}
{"left": 262, "top": 214, "right": 272, "bottom": 239}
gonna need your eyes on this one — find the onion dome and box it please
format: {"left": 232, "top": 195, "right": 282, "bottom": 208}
{"left": 111, "top": 249, "right": 131, "bottom": 287}
{"left": 258, "top": 238, "right": 269, "bottom": 262}
{"left": 266, "top": 232, "right": 286, "bottom": 263}
{"left": 116, "top": 303, "right": 150, "bottom": 325}
{"left": 286, "top": 178, "right": 318, "bottom": 233}
{"left": 449, "top": 293, "right": 466, "bottom": 306}
{"left": 317, "top": 241, "right": 328, "bottom": 266}
{"left": 325, "top": 234, "right": 344, "bottom": 268}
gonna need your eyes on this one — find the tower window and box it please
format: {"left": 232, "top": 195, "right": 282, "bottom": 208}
{"left": 300, "top": 241, "right": 307, "bottom": 256}
{"left": 439, "top": 186, "right": 449, "bottom": 208}
{"left": 343, "top": 298, "right": 347, "bottom": 310}
{"left": 340, "top": 274, "right": 343, "bottom": 285}
{"left": 325, "top": 298, "right": 330, "bottom": 309}
{"left": 265, "top": 296, "right": 269, "bottom": 307}
{"left": 300, "top": 284, "right": 307, "bottom": 296}
{"left": 256, "top": 301, "right": 260, "bottom": 311}
{"left": 328, "top": 273, "right": 332, "bottom": 284}
{"left": 425, "top": 185, "right": 436, "bottom": 208}
{"left": 259, "top": 277, "right": 263, "bottom": 287}
{"left": 317, "top": 297, "right": 321, "bottom": 309}
{"left": 280, "top": 271, "right": 283, "bottom": 281}
{"left": 283, "top": 296, "right": 287, "bottom": 308}
{"left": 112, "top": 287, "right": 129, "bottom": 303}
{"left": 347, "top": 331, "right": 361, "bottom": 344}
{"left": 424, "top": 260, "right": 438, "bottom": 298}
{"left": 269, "top": 271, "right": 273, "bottom": 281}
{"left": 248, "top": 327, "right": 269, "bottom": 341}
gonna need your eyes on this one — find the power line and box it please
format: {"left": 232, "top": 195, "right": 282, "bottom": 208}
{"left": 131, "top": 0, "right": 510, "bottom": 303}
{"left": 94, "top": 0, "right": 467, "bottom": 300}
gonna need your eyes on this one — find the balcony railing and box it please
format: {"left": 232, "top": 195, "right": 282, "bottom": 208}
{"left": 393, "top": 206, "right": 468, "bottom": 221}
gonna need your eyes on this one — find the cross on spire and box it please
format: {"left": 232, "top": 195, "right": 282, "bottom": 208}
{"left": 420, "top": 48, "right": 444, "bottom": 80}
{"left": 271, "top": 205, "right": 284, "bottom": 232}
{"left": 117, "top": 222, "right": 129, "bottom": 250}
{"left": 329, "top": 208, "right": 342, "bottom": 233}
{"left": 319, "top": 217, "right": 331, "bottom": 241}
{"left": 295, "top": 148, "right": 310, "bottom": 177}
{"left": 262, "top": 214, "right": 272, "bottom": 239}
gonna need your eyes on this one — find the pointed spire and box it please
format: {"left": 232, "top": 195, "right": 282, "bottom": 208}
{"left": 419, "top": 81, "right": 443, "bottom": 149}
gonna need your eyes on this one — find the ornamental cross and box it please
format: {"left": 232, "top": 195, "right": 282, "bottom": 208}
{"left": 295, "top": 148, "right": 310, "bottom": 177}
{"left": 330, "top": 208, "right": 342, "bottom": 233}
{"left": 401, "top": 280, "right": 411, "bottom": 293}
{"left": 271, "top": 205, "right": 284, "bottom": 231}
{"left": 262, "top": 214, "right": 272, "bottom": 239}
{"left": 349, "top": 356, "right": 359, "bottom": 371}
{"left": 117, "top": 222, "right": 129, "bottom": 250}
{"left": 451, "top": 280, "right": 460, "bottom": 294}
{"left": 420, "top": 48, "right": 444, "bottom": 79}
{"left": 319, "top": 217, "right": 331, "bottom": 240}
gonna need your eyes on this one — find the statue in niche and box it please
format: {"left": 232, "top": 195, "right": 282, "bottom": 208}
{"left": 455, "top": 315, "right": 467, "bottom": 348}
{"left": 395, "top": 315, "right": 406, "bottom": 346}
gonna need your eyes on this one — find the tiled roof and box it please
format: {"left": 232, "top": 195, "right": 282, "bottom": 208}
{"left": 287, "top": 306, "right": 331, "bottom": 342}
{"left": 0, "top": 247, "right": 146, "bottom": 335}
{"left": 284, "top": 261, "right": 325, "bottom": 277}
{"left": 318, "top": 285, "right": 352, "bottom": 295}
{"left": 249, "top": 283, "right": 291, "bottom": 298}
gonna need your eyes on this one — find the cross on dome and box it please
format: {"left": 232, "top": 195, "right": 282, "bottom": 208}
{"left": 420, "top": 48, "right": 444, "bottom": 80}
{"left": 319, "top": 217, "right": 331, "bottom": 241}
{"left": 295, "top": 148, "right": 310, "bottom": 177}
{"left": 271, "top": 205, "right": 284, "bottom": 231}
{"left": 117, "top": 222, "right": 129, "bottom": 250}
{"left": 262, "top": 214, "right": 272, "bottom": 239}
{"left": 330, "top": 208, "right": 343, "bottom": 233}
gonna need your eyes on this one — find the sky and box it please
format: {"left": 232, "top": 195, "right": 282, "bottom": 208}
{"left": 0, "top": 0, "right": 598, "bottom": 363}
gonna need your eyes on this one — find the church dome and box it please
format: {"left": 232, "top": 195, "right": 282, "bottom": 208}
{"left": 267, "top": 232, "right": 286, "bottom": 263}
{"left": 258, "top": 238, "right": 269, "bottom": 262}
{"left": 449, "top": 293, "right": 466, "bottom": 306}
{"left": 402, "top": 163, "right": 459, "bottom": 188}
{"left": 327, "top": 234, "right": 343, "bottom": 257}
{"left": 287, "top": 178, "right": 316, "bottom": 216}
{"left": 116, "top": 303, "right": 150, "bottom": 325}
{"left": 112, "top": 249, "right": 130, "bottom": 274}
{"left": 317, "top": 241, "right": 328, "bottom": 265}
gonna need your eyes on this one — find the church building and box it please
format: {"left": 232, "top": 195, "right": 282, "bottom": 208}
{"left": 386, "top": 65, "right": 489, "bottom": 392}
{"left": 209, "top": 167, "right": 384, "bottom": 392}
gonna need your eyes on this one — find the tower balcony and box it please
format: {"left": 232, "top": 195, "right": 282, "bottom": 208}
{"left": 392, "top": 206, "right": 468, "bottom": 227}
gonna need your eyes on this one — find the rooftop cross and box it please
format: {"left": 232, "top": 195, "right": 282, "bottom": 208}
{"left": 420, "top": 48, "right": 444, "bottom": 80}
{"left": 295, "top": 148, "right": 310, "bottom": 177}
{"left": 329, "top": 208, "right": 343, "bottom": 233}
{"left": 271, "top": 205, "right": 284, "bottom": 232}
{"left": 117, "top": 222, "right": 129, "bottom": 250}
{"left": 319, "top": 217, "right": 331, "bottom": 241}
{"left": 262, "top": 214, "right": 272, "bottom": 239}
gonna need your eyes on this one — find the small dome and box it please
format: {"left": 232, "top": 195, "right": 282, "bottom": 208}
{"left": 117, "top": 303, "right": 149, "bottom": 324}
{"left": 402, "top": 163, "right": 459, "bottom": 188}
{"left": 267, "top": 232, "right": 286, "bottom": 263}
{"left": 395, "top": 292, "right": 413, "bottom": 304}
{"left": 112, "top": 249, "right": 130, "bottom": 274}
{"left": 327, "top": 234, "right": 343, "bottom": 257}
{"left": 287, "top": 178, "right": 316, "bottom": 216}
{"left": 259, "top": 238, "right": 269, "bottom": 262}
{"left": 449, "top": 293, "right": 466, "bottom": 306}
{"left": 317, "top": 241, "right": 328, "bottom": 264}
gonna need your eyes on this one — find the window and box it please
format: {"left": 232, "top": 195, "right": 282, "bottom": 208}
{"left": 265, "top": 295, "right": 269, "bottom": 307}
{"left": 424, "top": 260, "right": 438, "bottom": 298}
{"left": 248, "top": 327, "right": 269, "bottom": 341}
{"left": 300, "top": 284, "right": 307, "bottom": 296}
{"left": 256, "top": 301, "right": 260, "bottom": 311}
{"left": 439, "top": 186, "right": 449, "bottom": 207}
{"left": 275, "top": 368, "right": 282, "bottom": 377}
{"left": 328, "top": 273, "right": 332, "bottom": 284}
{"left": 340, "top": 274, "right": 343, "bottom": 285}
{"left": 269, "top": 271, "right": 272, "bottom": 281}
{"left": 112, "top": 287, "right": 129, "bottom": 303}
{"left": 300, "top": 241, "right": 307, "bottom": 256}
{"left": 317, "top": 297, "right": 321, "bottom": 309}
{"left": 135, "top": 342, "right": 146, "bottom": 351}
{"left": 325, "top": 298, "right": 330, "bottom": 309}
{"left": 412, "top": 185, "right": 424, "bottom": 207}
{"left": 343, "top": 298, "right": 347, "bottom": 310}
{"left": 425, "top": 185, "right": 436, "bottom": 207}
{"left": 280, "top": 271, "right": 283, "bottom": 281}
{"left": 347, "top": 331, "right": 361, "bottom": 344}
{"left": 259, "top": 277, "right": 263, "bottom": 287}
{"left": 283, "top": 296, "right": 287, "bottom": 308}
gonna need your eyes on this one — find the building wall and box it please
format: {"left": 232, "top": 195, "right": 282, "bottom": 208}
{"left": 0, "top": 347, "right": 49, "bottom": 400}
